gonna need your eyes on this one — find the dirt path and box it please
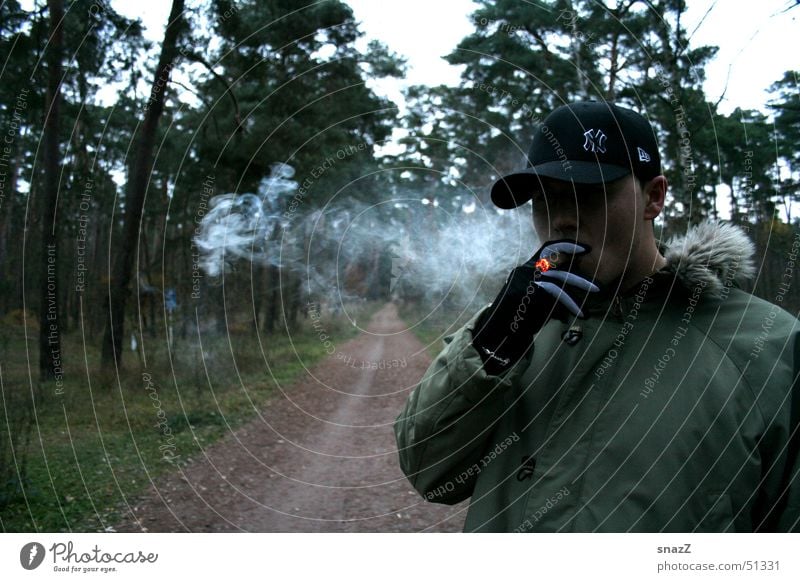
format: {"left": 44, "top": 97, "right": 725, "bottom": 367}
{"left": 115, "top": 303, "right": 468, "bottom": 532}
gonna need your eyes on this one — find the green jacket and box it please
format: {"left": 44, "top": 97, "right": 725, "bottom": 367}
{"left": 395, "top": 221, "right": 800, "bottom": 532}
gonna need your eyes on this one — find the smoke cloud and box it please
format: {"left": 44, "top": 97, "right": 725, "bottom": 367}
{"left": 193, "top": 163, "right": 540, "bottom": 309}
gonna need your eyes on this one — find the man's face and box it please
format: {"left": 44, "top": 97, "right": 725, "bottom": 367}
{"left": 531, "top": 174, "right": 647, "bottom": 287}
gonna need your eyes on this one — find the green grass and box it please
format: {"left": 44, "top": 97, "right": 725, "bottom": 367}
{"left": 0, "top": 302, "right": 381, "bottom": 532}
{"left": 397, "top": 300, "right": 477, "bottom": 359}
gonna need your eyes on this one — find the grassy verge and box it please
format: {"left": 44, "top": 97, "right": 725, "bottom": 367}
{"left": 397, "top": 300, "right": 479, "bottom": 359}
{"left": 0, "top": 301, "right": 381, "bottom": 532}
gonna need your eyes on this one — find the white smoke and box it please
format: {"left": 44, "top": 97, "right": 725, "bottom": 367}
{"left": 193, "top": 163, "right": 539, "bottom": 308}
{"left": 194, "top": 162, "right": 298, "bottom": 277}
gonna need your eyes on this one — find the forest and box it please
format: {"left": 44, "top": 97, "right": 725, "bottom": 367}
{"left": 0, "top": 0, "right": 798, "bottom": 532}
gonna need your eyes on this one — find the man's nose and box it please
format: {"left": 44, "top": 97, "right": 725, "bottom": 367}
{"left": 548, "top": 198, "right": 579, "bottom": 236}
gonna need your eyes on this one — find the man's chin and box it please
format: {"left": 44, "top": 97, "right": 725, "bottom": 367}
{"left": 567, "top": 254, "right": 594, "bottom": 280}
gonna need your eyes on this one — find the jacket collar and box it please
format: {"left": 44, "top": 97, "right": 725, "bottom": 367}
{"left": 580, "top": 220, "right": 756, "bottom": 316}
{"left": 659, "top": 219, "right": 756, "bottom": 300}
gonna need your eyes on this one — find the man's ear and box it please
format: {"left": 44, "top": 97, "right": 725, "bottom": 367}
{"left": 643, "top": 176, "right": 667, "bottom": 220}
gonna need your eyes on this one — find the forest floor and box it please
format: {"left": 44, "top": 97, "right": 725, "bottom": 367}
{"left": 113, "top": 303, "right": 467, "bottom": 532}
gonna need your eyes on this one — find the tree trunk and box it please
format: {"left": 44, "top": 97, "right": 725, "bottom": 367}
{"left": 264, "top": 265, "right": 279, "bottom": 334}
{"left": 287, "top": 273, "right": 301, "bottom": 327}
{"left": 101, "top": 0, "right": 186, "bottom": 370}
{"left": 38, "top": 0, "right": 64, "bottom": 383}
{"left": 0, "top": 159, "right": 17, "bottom": 315}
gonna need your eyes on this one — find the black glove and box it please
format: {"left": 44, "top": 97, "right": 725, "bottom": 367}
{"left": 472, "top": 240, "right": 599, "bottom": 375}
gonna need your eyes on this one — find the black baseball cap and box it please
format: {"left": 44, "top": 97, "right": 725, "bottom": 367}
{"left": 491, "top": 101, "right": 662, "bottom": 209}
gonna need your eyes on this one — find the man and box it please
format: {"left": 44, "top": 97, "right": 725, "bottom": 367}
{"left": 394, "top": 101, "right": 800, "bottom": 532}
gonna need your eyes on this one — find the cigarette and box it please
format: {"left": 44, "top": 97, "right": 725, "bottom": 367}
{"left": 534, "top": 257, "right": 555, "bottom": 273}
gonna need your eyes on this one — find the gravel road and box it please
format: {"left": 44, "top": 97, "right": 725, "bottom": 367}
{"left": 115, "top": 303, "right": 468, "bottom": 532}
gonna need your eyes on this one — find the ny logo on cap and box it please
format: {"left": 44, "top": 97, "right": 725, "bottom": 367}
{"left": 583, "top": 129, "right": 607, "bottom": 154}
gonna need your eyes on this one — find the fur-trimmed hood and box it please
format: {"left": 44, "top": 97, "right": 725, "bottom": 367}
{"left": 660, "top": 220, "right": 756, "bottom": 300}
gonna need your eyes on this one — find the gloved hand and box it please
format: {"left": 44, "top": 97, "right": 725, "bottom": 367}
{"left": 472, "top": 240, "right": 600, "bottom": 375}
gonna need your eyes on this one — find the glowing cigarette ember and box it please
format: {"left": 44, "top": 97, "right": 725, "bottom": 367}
{"left": 535, "top": 258, "right": 554, "bottom": 272}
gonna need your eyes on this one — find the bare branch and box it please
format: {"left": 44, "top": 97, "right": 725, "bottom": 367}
{"left": 184, "top": 51, "right": 243, "bottom": 133}
{"left": 687, "top": 0, "right": 718, "bottom": 45}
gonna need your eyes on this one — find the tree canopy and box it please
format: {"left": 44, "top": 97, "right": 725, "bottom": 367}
{"left": 0, "top": 0, "right": 796, "bottom": 375}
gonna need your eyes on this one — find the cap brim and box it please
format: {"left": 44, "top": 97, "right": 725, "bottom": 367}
{"left": 490, "top": 161, "right": 631, "bottom": 209}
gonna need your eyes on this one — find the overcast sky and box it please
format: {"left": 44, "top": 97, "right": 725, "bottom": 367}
{"left": 345, "top": 0, "right": 798, "bottom": 115}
